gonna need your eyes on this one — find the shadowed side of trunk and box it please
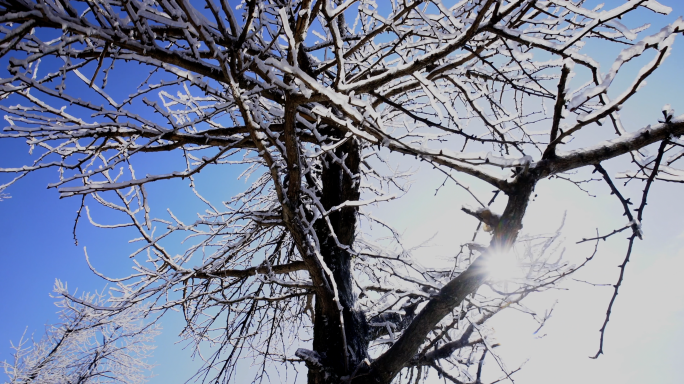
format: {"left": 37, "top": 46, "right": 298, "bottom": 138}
{"left": 308, "top": 133, "right": 369, "bottom": 383}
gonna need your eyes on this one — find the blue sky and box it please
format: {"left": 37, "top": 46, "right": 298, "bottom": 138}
{"left": 2, "top": 1, "right": 684, "bottom": 383}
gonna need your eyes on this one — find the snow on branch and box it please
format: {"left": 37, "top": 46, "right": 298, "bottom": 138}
{"left": 0, "top": 0, "right": 683, "bottom": 383}
{"left": 2, "top": 283, "right": 159, "bottom": 384}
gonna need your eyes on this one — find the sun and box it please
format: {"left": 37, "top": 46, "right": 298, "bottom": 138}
{"left": 483, "top": 249, "right": 524, "bottom": 283}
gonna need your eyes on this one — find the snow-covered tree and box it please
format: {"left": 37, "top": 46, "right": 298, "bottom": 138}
{"left": 1, "top": 0, "right": 683, "bottom": 383}
{"left": 3, "top": 282, "right": 158, "bottom": 384}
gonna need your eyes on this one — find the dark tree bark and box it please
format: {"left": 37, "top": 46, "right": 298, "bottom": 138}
{"left": 1, "top": 1, "right": 683, "bottom": 384}
{"left": 309, "top": 131, "right": 369, "bottom": 383}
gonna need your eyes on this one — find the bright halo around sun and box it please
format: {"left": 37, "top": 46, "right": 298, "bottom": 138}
{"left": 483, "top": 249, "right": 524, "bottom": 283}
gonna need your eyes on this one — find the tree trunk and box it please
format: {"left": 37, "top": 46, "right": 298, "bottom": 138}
{"left": 309, "top": 134, "right": 369, "bottom": 383}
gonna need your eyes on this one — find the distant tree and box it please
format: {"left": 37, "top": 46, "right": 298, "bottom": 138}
{"left": 0, "top": 0, "right": 683, "bottom": 383}
{"left": 2, "top": 282, "right": 158, "bottom": 384}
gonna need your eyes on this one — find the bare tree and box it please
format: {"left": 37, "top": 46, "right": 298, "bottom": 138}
{"left": 2, "top": 282, "right": 159, "bottom": 384}
{"left": 0, "top": 0, "right": 683, "bottom": 383}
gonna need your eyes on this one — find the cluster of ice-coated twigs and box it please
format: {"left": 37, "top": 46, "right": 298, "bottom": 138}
{"left": 2, "top": 282, "right": 158, "bottom": 384}
{"left": 1, "top": 0, "right": 684, "bottom": 383}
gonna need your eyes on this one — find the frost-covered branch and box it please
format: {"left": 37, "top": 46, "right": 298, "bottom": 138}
{"left": 1, "top": 0, "right": 683, "bottom": 383}
{"left": 2, "top": 283, "right": 158, "bottom": 384}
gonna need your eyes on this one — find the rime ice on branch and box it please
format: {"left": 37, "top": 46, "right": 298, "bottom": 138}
{"left": 0, "top": 0, "right": 683, "bottom": 383}
{"left": 2, "top": 283, "right": 158, "bottom": 384}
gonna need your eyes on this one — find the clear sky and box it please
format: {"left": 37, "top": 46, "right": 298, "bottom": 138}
{"left": 1, "top": 1, "right": 684, "bottom": 383}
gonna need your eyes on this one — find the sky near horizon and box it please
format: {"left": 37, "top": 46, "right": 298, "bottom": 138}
{"left": 1, "top": 1, "right": 684, "bottom": 383}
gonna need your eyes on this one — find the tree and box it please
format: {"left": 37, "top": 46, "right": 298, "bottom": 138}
{"left": 2, "top": 282, "right": 158, "bottom": 384}
{"left": 0, "top": 0, "right": 683, "bottom": 383}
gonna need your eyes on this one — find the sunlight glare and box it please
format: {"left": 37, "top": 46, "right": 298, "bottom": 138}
{"left": 484, "top": 250, "right": 524, "bottom": 283}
